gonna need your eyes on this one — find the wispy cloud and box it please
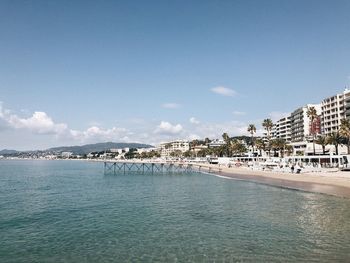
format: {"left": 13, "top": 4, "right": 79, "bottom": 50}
{"left": 211, "top": 86, "right": 236, "bottom": 97}
{"left": 232, "top": 111, "right": 246, "bottom": 116}
{"left": 161, "top": 103, "right": 181, "bottom": 109}
{"left": 189, "top": 117, "right": 200, "bottom": 124}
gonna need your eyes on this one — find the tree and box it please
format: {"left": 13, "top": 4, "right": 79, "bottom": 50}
{"left": 170, "top": 150, "right": 183, "bottom": 158}
{"left": 306, "top": 106, "right": 318, "bottom": 155}
{"left": 327, "top": 132, "right": 342, "bottom": 155}
{"left": 183, "top": 150, "right": 194, "bottom": 158}
{"left": 339, "top": 118, "right": 350, "bottom": 154}
{"left": 222, "top": 133, "right": 230, "bottom": 143}
{"left": 262, "top": 118, "right": 273, "bottom": 156}
{"left": 197, "top": 148, "right": 213, "bottom": 157}
{"left": 204, "top": 137, "right": 211, "bottom": 144}
{"left": 222, "top": 133, "right": 232, "bottom": 156}
{"left": 247, "top": 124, "right": 256, "bottom": 152}
{"left": 230, "top": 139, "right": 247, "bottom": 156}
{"left": 270, "top": 138, "right": 286, "bottom": 157}
{"left": 315, "top": 135, "right": 328, "bottom": 155}
{"left": 285, "top": 145, "right": 293, "bottom": 156}
{"left": 255, "top": 138, "right": 265, "bottom": 156}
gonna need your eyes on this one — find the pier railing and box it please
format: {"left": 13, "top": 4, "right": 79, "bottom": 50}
{"left": 103, "top": 161, "right": 222, "bottom": 175}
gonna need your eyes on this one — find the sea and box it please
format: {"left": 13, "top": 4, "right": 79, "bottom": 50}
{"left": 1, "top": 160, "right": 350, "bottom": 262}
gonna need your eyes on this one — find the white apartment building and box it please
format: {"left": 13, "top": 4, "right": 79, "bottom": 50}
{"left": 321, "top": 89, "right": 350, "bottom": 136}
{"left": 159, "top": 140, "right": 190, "bottom": 157}
{"left": 290, "top": 104, "right": 321, "bottom": 142}
{"left": 273, "top": 116, "right": 292, "bottom": 142}
{"left": 208, "top": 139, "right": 226, "bottom": 148}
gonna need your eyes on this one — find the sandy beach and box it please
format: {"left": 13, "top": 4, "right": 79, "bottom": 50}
{"left": 191, "top": 163, "right": 350, "bottom": 198}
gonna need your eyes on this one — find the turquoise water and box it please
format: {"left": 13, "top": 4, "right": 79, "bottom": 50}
{"left": 1, "top": 160, "right": 350, "bottom": 262}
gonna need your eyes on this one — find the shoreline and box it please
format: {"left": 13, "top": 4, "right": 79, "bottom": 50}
{"left": 192, "top": 163, "right": 350, "bottom": 198}
{"left": 3, "top": 158, "right": 350, "bottom": 198}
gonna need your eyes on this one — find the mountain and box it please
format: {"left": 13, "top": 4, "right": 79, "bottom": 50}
{"left": 47, "top": 142, "right": 154, "bottom": 155}
{"left": 0, "top": 149, "right": 18, "bottom": 155}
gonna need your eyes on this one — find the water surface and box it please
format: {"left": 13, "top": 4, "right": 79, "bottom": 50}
{"left": 1, "top": 160, "right": 350, "bottom": 262}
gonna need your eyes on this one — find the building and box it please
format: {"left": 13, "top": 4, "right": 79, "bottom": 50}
{"left": 61, "top": 152, "right": 73, "bottom": 158}
{"left": 321, "top": 89, "right": 350, "bottom": 136}
{"left": 273, "top": 115, "right": 292, "bottom": 142}
{"left": 290, "top": 104, "right": 321, "bottom": 142}
{"left": 159, "top": 140, "right": 190, "bottom": 157}
{"left": 208, "top": 139, "right": 226, "bottom": 148}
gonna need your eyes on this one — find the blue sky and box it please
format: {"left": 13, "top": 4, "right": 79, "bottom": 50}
{"left": 1, "top": 0, "right": 350, "bottom": 150}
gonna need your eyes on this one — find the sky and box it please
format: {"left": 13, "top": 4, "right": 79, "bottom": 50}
{"left": 1, "top": 0, "right": 350, "bottom": 150}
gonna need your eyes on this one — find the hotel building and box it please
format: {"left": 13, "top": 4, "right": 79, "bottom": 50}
{"left": 321, "top": 89, "right": 350, "bottom": 136}
{"left": 290, "top": 104, "right": 321, "bottom": 143}
{"left": 273, "top": 116, "right": 292, "bottom": 142}
{"left": 159, "top": 140, "right": 190, "bottom": 157}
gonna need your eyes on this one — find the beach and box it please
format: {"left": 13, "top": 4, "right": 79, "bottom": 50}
{"left": 191, "top": 163, "right": 350, "bottom": 198}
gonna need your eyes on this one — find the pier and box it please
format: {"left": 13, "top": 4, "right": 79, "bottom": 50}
{"left": 103, "top": 161, "right": 222, "bottom": 175}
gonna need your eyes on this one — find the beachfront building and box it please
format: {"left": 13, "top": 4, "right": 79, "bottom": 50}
{"left": 288, "top": 104, "right": 321, "bottom": 155}
{"left": 208, "top": 139, "right": 226, "bottom": 148}
{"left": 321, "top": 89, "right": 350, "bottom": 135}
{"left": 290, "top": 104, "right": 321, "bottom": 143}
{"left": 137, "top": 147, "right": 158, "bottom": 154}
{"left": 61, "top": 152, "right": 73, "bottom": 158}
{"left": 110, "top": 148, "right": 130, "bottom": 154}
{"left": 159, "top": 140, "right": 190, "bottom": 157}
{"left": 273, "top": 115, "right": 292, "bottom": 142}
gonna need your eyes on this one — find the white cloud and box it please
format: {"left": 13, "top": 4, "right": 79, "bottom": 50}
{"left": 154, "top": 121, "right": 183, "bottom": 135}
{"left": 189, "top": 117, "right": 200, "bottom": 124}
{"left": 211, "top": 86, "right": 236, "bottom": 97}
{"left": 161, "top": 103, "right": 181, "bottom": 109}
{"left": 268, "top": 111, "right": 290, "bottom": 122}
{"left": 0, "top": 104, "right": 131, "bottom": 143}
{"left": 0, "top": 103, "right": 265, "bottom": 148}
{"left": 232, "top": 111, "right": 246, "bottom": 116}
{"left": 5, "top": 111, "right": 68, "bottom": 135}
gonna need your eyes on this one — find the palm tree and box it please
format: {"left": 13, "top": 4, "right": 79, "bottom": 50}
{"left": 327, "top": 132, "right": 342, "bottom": 155}
{"left": 247, "top": 124, "right": 256, "bottom": 153}
{"left": 306, "top": 106, "right": 318, "bottom": 155}
{"left": 255, "top": 138, "right": 265, "bottom": 157}
{"left": 222, "top": 133, "right": 231, "bottom": 156}
{"left": 231, "top": 139, "right": 247, "bottom": 156}
{"left": 222, "top": 132, "right": 230, "bottom": 143}
{"left": 262, "top": 119, "right": 273, "bottom": 138}
{"left": 271, "top": 138, "right": 286, "bottom": 157}
{"left": 339, "top": 119, "right": 350, "bottom": 154}
{"left": 285, "top": 145, "right": 293, "bottom": 156}
{"left": 262, "top": 118, "right": 273, "bottom": 156}
{"left": 315, "top": 135, "right": 328, "bottom": 155}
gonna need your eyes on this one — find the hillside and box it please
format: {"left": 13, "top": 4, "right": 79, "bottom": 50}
{"left": 0, "top": 149, "right": 18, "bottom": 155}
{"left": 47, "top": 142, "right": 153, "bottom": 155}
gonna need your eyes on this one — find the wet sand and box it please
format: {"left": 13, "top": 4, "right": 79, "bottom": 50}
{"left": 191, "top": 163, "right": 350, "bottom": 198}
